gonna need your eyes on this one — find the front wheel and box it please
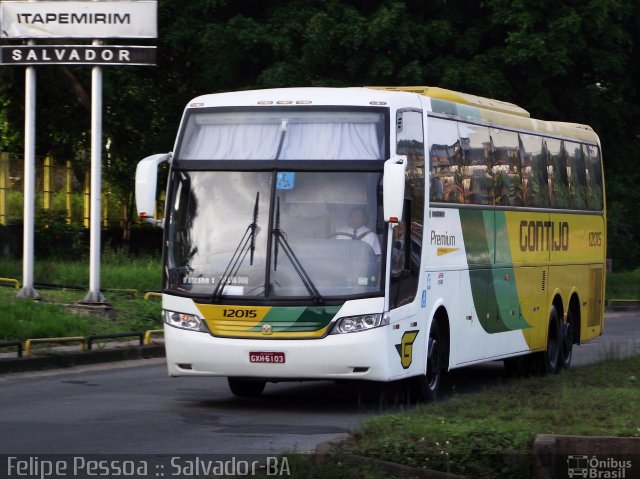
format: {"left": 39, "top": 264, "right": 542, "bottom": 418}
{"left": 410, "top": 323, "right": 444, "bottom": 402}
{"left": 227, "top": 378, "right": 266, "bottom": 397}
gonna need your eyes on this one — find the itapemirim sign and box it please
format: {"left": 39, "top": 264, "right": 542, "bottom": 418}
{"left": 0, "top": 1, "right": 157, "bottom": 39}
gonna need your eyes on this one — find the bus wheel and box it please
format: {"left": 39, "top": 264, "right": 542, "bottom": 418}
{"left": 543, "top": 306, "right": 561, "bottom": 374}
{"left": 228, "top": 378, "right": 266, "bottom": 397}
{"left": 560, "top": 320, "right": 573, "bottom": 369}
{"left": 411, "top": 323, "right": 443, "bottom": 402}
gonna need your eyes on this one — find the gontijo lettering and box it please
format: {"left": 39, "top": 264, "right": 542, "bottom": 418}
{"left": 519, "top": 220, "right": 569, "bottom": 252}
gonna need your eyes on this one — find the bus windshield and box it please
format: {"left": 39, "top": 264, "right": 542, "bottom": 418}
{"left": 166, "top": 170, "right": 384, "bottom": 300}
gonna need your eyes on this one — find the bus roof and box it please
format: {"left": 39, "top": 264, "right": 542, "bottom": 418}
{"left": 187, "top": 86, "right": 599, "bottom": 144}
{"left": 369, "top": 85, "right": 599, "bottom": 143}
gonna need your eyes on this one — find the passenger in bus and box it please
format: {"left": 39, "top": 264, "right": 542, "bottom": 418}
{"left": 430, "top": 175, "right": 444, "bottom": 201}
{"left": 334, "top": 206, "right": 381, "bottom": 255}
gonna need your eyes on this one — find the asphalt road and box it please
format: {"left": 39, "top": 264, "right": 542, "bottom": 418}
{"left": 0, "top": 310, "right": 638, "bottom": 456}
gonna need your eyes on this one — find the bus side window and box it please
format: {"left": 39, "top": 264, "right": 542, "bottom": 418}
{"left": 389, "top": 200, "right": 419, "bottom": 309}
{"left": 566, "top": 142, "right": 588, "bottom": 210}
{"left": 460, "top": 124, "right": 493, "bottom": 205}
{"left": 428, "top": 118, "right": 463, "bottom": 204}
{"left": 584, "top": 145, "right": 603, "bottom": 211}
{"left": 547, "top": 138, "right": 570, "bottom": 209}
{"left": 492, "top": 129, "right": 523, "bottom": 207}
{"left": 520, "top": 133, "right": 549, "bottom": 208}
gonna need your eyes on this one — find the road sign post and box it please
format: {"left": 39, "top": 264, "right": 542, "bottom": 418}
{"left": 1, "top": 1, "right": 157, "bottom": 304}
{"left": 16, "top": 40, "right": 40, "bottom": 299}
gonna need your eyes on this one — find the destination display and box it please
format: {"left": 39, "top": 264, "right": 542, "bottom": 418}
{"left": 0, "top": 45, "right": 156, "bottom": 66}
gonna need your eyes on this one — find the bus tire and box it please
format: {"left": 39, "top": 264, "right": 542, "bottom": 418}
{"left": 411, "top": 322, "right": 443, "bottom": 402}
{"left": 543, "top": 306, "right": 562, "bottom": 374}
{"left": 228, "top": 378, "right": 266, "bottom": 397}
{"left": 560, "top": 320, "right": 573, "bottom": 369}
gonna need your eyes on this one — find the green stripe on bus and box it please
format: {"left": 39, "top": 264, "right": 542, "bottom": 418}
{"left": 461, "top": 210, "right": 530, "bottom": 333}
{"left": 250, "top": 305, "right": 342, "bottom": 332}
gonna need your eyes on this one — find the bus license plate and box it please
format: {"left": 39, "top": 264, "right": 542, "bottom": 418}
{"left": 249, "top": 352, "right": 286, "bottom": 364}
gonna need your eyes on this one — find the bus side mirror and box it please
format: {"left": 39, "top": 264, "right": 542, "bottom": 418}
{"left": 383, "top": 155, "right": 407, "bottom": 223}
{"left": 135, "top": 153, "right": 170, "bottom": 227}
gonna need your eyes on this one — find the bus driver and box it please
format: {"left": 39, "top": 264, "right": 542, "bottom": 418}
{"left": 334, "top": 206, "right": 381, "bottom": 255}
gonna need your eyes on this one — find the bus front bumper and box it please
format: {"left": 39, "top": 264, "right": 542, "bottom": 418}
{"left": 164, "top": 324, "right": 393, "bottom": 381}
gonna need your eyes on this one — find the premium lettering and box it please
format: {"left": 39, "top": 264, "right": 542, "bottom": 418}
{"left": 519, "top": 220, "right": 569, "bottom": 252}
{"left": 431, "top": 230, "right": 456, "bottom": 246}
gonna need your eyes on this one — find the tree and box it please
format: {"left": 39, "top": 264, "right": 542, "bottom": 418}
{"left": 1, "top": 0, "right": 639, "bottom": 267}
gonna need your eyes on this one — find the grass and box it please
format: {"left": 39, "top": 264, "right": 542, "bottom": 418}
{"left": 344, "top": 362, "right": 639, "bottom": 473}
{"left": 605, "top": 269, "right": 640, "bottom": 300}
{"left": 275, "top": 355, "right": 640, "bottom": 479}
{"left": 0, "top": 250, "right": 162, "bottom": 292}
{"left": 0, "top": 251, "right": 162, "bottom": 341}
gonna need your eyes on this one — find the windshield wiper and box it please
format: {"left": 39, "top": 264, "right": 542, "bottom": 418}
{"left": 212, "top": 192, "right": 260, "bottom": 299}
{"left": 272, "top": 197, "right": 323, "bottom": 304}
{"left": 274, "top": 120, "right": 287, "bottom": 160}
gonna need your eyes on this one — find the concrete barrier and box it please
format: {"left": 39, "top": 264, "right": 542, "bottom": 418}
{"left": 533, "top": 434, "right": 640, "bottom": 479}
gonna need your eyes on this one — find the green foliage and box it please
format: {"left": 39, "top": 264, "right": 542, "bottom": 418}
{"left": 606, "top": 269, "right": 640, "bottom": 299}
{"left": 34, "top": 210, "right": 85, "bottom": 259}
{"left": 1, "top": 0, "right": 640, "bottom": 267}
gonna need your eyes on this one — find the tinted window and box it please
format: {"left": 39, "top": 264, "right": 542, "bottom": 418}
{"left": 584, "top": 145, "right": 603, "bottom": 211}
{"left": 460, "top": 124, "right": 493, "bottom": 205}
{"left": 492, "top": 128, "right": 523, "bottom": 206}
{"left": 566, "top": 142, "right": 588, "bottom": 210}
{"left": 546, "top": 138, "right": 570, "bottom": 209}
{"left": 392, "top": 110, "right": 425, "bottom": 308}
{"left": 521, "top": 133, "right": 549, "bottom": 208}
{"left": 428, "top": 118, "right": 463, "bottom": 203}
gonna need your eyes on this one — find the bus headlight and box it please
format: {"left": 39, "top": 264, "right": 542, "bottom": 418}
{"left": 163, "top": 310, "right": 208, "bottom": 332}
{"left": 331, "top": 313, "right": 389, "bottom": 334}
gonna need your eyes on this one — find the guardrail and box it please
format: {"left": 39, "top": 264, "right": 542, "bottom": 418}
{"left": 0, "top": 341, "right": 23, "bottom": 358}
{"left": 144, "top": 329, "right": 164, "bottom": 345}
{"left": 87, "top": 332, "right": 144, "bottom": 350}
{"left": 24, "top": 337, "right": 87, "bottom": 357}
{"left": 0, "top": 277, "right": 20, "bottom": 289}
{"left": 2, "top": 328, "right": 165, "bottom": 359}
{"left": 143, "top": 291, "right": 162, "bottom": 301}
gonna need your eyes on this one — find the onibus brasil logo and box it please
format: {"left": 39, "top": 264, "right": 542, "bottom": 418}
{"left": 567, "top": 455, "right": 632, "bottom": 478}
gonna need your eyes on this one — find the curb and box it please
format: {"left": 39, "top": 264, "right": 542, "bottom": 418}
{"left": 0, "top": 344, "right": 165, "bottom": 374}
{"left": 605, "top": 299, "right": 640, "bottom": 311}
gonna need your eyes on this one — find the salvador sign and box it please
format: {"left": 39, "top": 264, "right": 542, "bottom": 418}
{"left": 0, "top": 45, "right": 157, "bottom": 66}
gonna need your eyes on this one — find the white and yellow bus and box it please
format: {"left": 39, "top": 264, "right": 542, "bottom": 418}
{"left": 136, "top": 86, "right": 605, "bottom": 398}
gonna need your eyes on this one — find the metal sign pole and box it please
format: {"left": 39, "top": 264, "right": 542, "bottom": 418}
{"left": 17, "top": 40, "right": 40, "bottom": 299}
{"left": 82, "top": 40, "right": 106, "bottom": 304}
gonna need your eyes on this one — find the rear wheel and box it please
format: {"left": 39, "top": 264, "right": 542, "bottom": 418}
{"left": 543, "top": 306, "right": 561, "bottom": 374}
{"left": 411, "top": 323, "right": 443, "bottom": 402}
{"left": 227, "top": 378, "right": 266, "bottom": 397}
{"left": 560, "top": 319, "right": 573, "bottom": 369}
